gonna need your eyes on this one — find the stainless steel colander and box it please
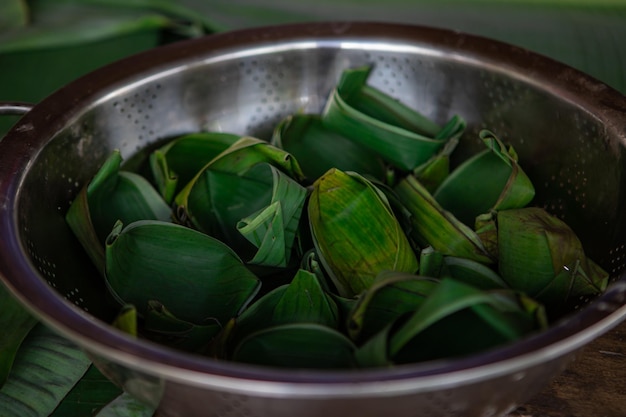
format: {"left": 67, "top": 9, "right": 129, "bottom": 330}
{"left": 2, "top": 22, "right": 626, "bottom": 417}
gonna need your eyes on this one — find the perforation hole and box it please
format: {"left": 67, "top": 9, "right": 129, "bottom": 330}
{"left": 112, "top": 84, "right": 160, "bottom": 144}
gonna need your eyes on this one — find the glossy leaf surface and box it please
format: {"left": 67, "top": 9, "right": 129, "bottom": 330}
{"left": 150, "top": 132, "right": 240, "bottom": 203}
{"left": 232, "top": 323, "right": 356, "bottom": 369}
{"left": 271, "top": 113, "right": 386, "bottom": 182}
{"left": 309, "top": 169, "right": 419, "bottom": 298}
{"left": 66, "top": 150, "right": 171, "bottom": 273}
{"left": 394, "top": 175, "right": 493, "bottom": 264}
{"left": 0, "top": 324, "right": 91, "bottom": 417}
{"left": 322, "top": 66, "right": 465, "bottom": 170}
{"left": 347, "top": 271, "right": 438, "bottom": 343}
{"left": 105, "top": 220, "right": 261, "bottom": 325}
{"left": 497, "top": 207, "right": 608, "bottom": 311}
{"left": 389, "top": 279, "right": 545, "bottom": 363}
{"left": 434, "top": 130, "right": 535, "bottom": 225}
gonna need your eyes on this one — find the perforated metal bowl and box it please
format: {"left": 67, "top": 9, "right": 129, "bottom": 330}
{"left": 2, "top": 22, "right": 626, "bottom": 417}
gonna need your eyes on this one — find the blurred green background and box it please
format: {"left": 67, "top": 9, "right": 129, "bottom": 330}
{"left": 2, "top": 0, "right": 626, "bottom": 139}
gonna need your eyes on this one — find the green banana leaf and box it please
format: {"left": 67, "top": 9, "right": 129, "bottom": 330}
{"left": 66, "top": 150, "right": 172, "bottom": 274}
{"left": 321, "top": 66, "right": 465, "bottom": 171}
{"left": 412, "top": 135, "right": 460, "bottom": 193}
{"left": 272, "top": 269, "right": 339, "bottom": 328}
{"left": 497, "top": 207, "right": 608, "bottom": 312}
{"left": 0, "top": 324, "right": 92, "bottom": 417}
{"left": 300, "top": 249, "right": 333, "bottom": 293}
{"left": 356, "top": 278, "right": 546, "bottom": 366}
{"left": 149, "top": 132, "right": 240, "bottom": 203}
{"left": 224, "top": 284, "right": 287, "bottom": 355}
{"left": 389, "top": 279, "right": 545, "bottom": 356}
{"left": 225, "top": 269, "right": 339, "bottom": 355}
{"left": 232, "top": 323, "right": 356, "bottom": 369}
{"left": 475, "top": 211, "right": 499, "bottom": 258}
{"left": 443, "top": 256, "right": 509, "bottom": 290}
{"left": 142, "top": 301, "right": 222, "bottom": 353}
{"left": 50, "top": 365, "right": 124, "bottom": 417}
{"left": 391, "top": 284, "right": 546, "bottom": 364}
{"left": 271, "top": 113, "right": 387, "bottom": 182}
{"left": 173, "top": 137, "right": 304, "bottom": 257}
{"left": 91, "top": 392, "right": 155, "bottom": 417}
{"left": 236, "top": 163, "right": 308, "bottom": 267}
{"left": 433, "top": 130, "right": 535, "bottom": 226}
{"left": 418, "top": 246, "right": 445, "bottom": 278}
{"left": 0, "top": 283, "right": 38, "bottom": 388}
{"left": 0, "top": 298, "right": 146, "bottom": 417}
{"left": 347, "top": 271, "right": 438, "bottom": 343}
{"left": 309, "top": 168, "right": 419, "bottom": 298}
{"left": 0, "top": 2, "right": 177, "bottom": 53}
{"left": 418, "top": 246, "right": 508, "bottom": 290}
{"left": 105, "top": 220, "right": 261, "bottom": 325}
{"left": 394, "top": 174, "right": 493, "bottom": 263}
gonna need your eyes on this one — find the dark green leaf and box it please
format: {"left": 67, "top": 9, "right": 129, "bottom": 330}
{"left": 50, "top": 365, "right": 123, "bottom": 417}
{"left": 443, "top": 256, "right": 509, "bottom": 290}
{"left": 271, "top": 113, "right": 386, "bottom": 182}
{"left": 347, "top": 271, "right": 438, "bottom": 343}
{"left": 66, "top": 150, "right": 172, "bottom": 273}
{"left": 353, "top": 323, "right": 393, "bottom": 368}
{"left": 173, "top": 137, "right": 304, "bottom": 257}
{"left": 412, "top": 133, "right": 460, "bottom": 193}
{"left": 92, "top": 392, "right": 156, "bottom": 417}
{"left": 150, "top": 132, "right": 240, "bottom": 203}
{"left": 433, "top": 130, "right": 534, "bottom": 225}
{"left": 272, "top": 269, "right": 339, "bottom": 329}
{"left": 322, "top": 66, "right": 464, "bottom": 170}
{"left": 232, "top": 323, "right": 356, "bottom": 369}
{"left": 0, "top": 283, "right": 38, "bottom": 388}
{"left": 497, "top": 207, "right": 608, "bottom": 311}
{"left": 227, "top": 285, "right": 287, "bottom": 354}
{"left": 0, "top": 324, "right": 91, "bottom": 417}
{"left": 236, "top": 164, "right": 308, "bottom": 267}
{"left": 418, "top": 246, "right": 445, "bottom": 278}
{"left": 388, "top": 278, "right": 543, "bottom": 363}
{"left": 394, "top": 174, "right": 493, "bottom": 263}
{"left": 105, "top": 220, "right": 261, "bottom": 325}
{"left": 143, "top": 301, "right": 221, "bottom": 353}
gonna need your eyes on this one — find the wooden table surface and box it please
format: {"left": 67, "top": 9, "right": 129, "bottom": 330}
{"left": 508, "top": 319, "right": 626, "bottom": 417}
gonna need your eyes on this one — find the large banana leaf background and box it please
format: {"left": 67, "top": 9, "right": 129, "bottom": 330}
{"left": 2, "top": 0, "right": 626, "bottom": 415}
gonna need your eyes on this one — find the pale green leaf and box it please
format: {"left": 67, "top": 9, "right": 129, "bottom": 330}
{"left": 309, "top": 169, "right": 419, "bottom": 298}
{"left": 394, "top": 175, "right": 493, "bottom": 263}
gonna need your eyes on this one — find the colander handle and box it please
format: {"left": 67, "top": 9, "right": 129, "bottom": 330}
{"left": 0, "top": 102, "right": 34, "bottom": 116}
